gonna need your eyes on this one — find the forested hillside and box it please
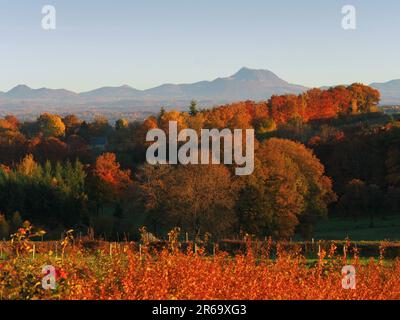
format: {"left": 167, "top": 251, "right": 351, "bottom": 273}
{"left": 1, "top": 83, "right": 398, "bottom": 241}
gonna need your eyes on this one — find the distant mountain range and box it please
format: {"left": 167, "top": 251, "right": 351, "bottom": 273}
{"left": 370, "top": 80, "right": 400, "bottom": 105}
{"left": 0, "top": 68, "right": 399, "bottom": 113}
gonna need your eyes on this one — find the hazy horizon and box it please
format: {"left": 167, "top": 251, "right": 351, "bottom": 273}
{"left": 0, "top": 66, "right": 347, "bottom": 93}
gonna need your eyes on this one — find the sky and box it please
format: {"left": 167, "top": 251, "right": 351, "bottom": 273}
{"left": 0, "top": 0, "right": 399, "bottom": 92}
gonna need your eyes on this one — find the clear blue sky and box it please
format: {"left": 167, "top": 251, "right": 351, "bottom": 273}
{"left": 0, "top": 0, "right": 399, "bottom": 92}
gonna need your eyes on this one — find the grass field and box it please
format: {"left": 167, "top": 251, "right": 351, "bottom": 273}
{"left": 312, "top": 215, "right": 400, "bottom": 241}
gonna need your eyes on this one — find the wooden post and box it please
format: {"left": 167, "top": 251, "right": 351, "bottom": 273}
{"left": 32, "top": 244, "right": 36, "bottom": 260}
{"left": 139, "top": 244, "right": 142, "bottom": 259}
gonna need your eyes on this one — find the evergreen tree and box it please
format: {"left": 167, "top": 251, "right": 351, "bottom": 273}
{"left": 189, "top": 100, "right": 198, "bottom": 116}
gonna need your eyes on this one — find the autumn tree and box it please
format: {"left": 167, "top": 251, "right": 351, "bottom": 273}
{"left": 90, "top": 153, "right": 133, "bottom": 215}
{"left": 329, "top": 85, "right": 353, "bottom": 115}
{"left": 115, "top": 118, "right": 129, "bottom": 130}
{"left": 138, "top": 164, "right": 237, "bottom": 238}
{"left": 62, "top": 114, "right": 81, "bottom": 136}
{"left": 0, "top": 129, "right": 27, "bottom": 165}
{"left": 348, "top": 83, "right": 380, "bottom": 113}
{"left": 268, "top": 94, "right": 299, "bottom": 124}
{"left": 29, "top": 137, "right": 68, "bottom": 163}
{"left": 186, "top": 112, "right": 206, "bottom": 135}
{"left": 37, "top": 113, "right": 66, "bottom": 137}
{"left": 159, "top": 110, "right": 188, "bottom": 132}
{"left": 254, "top": 118, "right": 277, "bottom": 135}
{"left": 17, "top": 154, "right": 38, "bottom": 176}
{"left": 237, "top": 138, "right": 336, "bottom": 239}
{"left": 4, "top": 115, "right": 20, "bottom": 129}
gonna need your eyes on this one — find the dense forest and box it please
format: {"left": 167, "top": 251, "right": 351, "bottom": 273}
{"left": 0, "top": 82, "right": 399, "bottom": 241}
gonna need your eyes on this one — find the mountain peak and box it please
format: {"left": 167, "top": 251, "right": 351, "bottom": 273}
{"left": 8, "top": 84, "right": 32, "bottom": 92}
{"left": 231, "top": 67, "right": 285, "bottom": 83}
{"left": 80, "top": 84, "right": 141, "bottom": 98}
{"left": 5, "top": 84, "right": 78, "bottom": 99}
{"left": 6, "top": 84, "right": 33, "bottom": 98}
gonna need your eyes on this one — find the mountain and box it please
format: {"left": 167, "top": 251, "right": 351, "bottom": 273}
{"left": 2, "top": 68, "right": 308, "bottom": 103}
{"left": 80, "top": 85, "right": 142, "bottom": 99}
{"left": 370, "top": 80, "right": 400, "bottom": 105}
{"left": 3, "top": 69, "right": 400, "bottom": 110}
{"left": 143, "top": 67, "right": 308, "bottom": 100}
{"left": 5, "top": 85, "right": 78, "bottom": 100}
